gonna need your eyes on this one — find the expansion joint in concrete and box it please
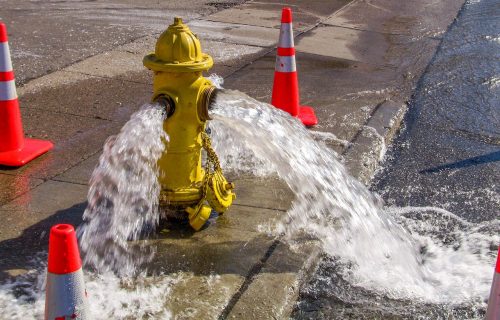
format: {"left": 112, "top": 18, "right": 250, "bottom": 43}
{"left": 218, "top": 238, "right": 281, "bottom": 319}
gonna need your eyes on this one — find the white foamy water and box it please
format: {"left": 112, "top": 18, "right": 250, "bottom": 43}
{"left": 0, "top": 257, "right": 176, "bottom": 319}
{"left": 209, "top": 89, "right": 498, "bottom": 304}
{"left": 77, "top": 103, "right": 168, "bottom": 276}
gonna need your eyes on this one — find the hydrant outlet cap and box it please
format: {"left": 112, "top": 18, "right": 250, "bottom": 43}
{"left": 143, "top": 17, "right": 213, "bottom": 72}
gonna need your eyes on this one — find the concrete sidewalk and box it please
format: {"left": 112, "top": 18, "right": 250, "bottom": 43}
{"left": 0, "top": 0, "right": 464, "bottom": 318}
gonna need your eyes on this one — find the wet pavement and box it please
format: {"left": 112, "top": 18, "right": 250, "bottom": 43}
{"left": 0, "top": 0, "right": 479, "bottom": 318}
{"left": 373, "top": 0, "right": 500, "bottom": 223}
{"left": 294, "top": 0, "right": 499, "bottom": 318}
{"left": 0, "top": 0, "right": 247, "bottom": 84}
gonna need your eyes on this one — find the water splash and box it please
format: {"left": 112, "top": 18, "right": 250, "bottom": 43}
{"left": 209, "top": 89, "right": 497, "bottom": 304}
{"left": 0, "top": 103, "right": 175, "bottom": 318}
{"left": 78, "top": 103, "right": 168, "bottom": 275}
{"left": 0, "top": 255, "right": 176, "bottom": 319}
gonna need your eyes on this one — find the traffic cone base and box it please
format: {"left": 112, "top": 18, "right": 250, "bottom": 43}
{"left": 0, "top": 138, "right": 54, "bottom": 166}
{"left": 0, "top": 22, "right": 53, "bottom": 167}
{"left": 45, "top": 269, "right": 88, "bottom": 319}
{"left": 298, "top": 106, "right": 318, "bottom": 126}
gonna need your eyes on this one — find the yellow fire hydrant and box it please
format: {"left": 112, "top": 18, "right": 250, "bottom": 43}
{"left": 143, "top": 17, "right": 235, "bottom": 231}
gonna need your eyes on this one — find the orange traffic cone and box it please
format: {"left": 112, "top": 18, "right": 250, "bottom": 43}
{"left": 271, "top": 7, "right": 317, "bottom": 127}
{"left": 486, "top": 246, "right": 500, "bottom": 319}
{"left": 0, "top": 22, "right": 53, "bottom": 167}
{"left": 45, "top": 224, "right": 89, "bottom": 320}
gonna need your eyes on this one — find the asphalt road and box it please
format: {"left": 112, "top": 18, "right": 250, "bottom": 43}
{"left": 373, "top": 0, "right": 500, "bottom": 223}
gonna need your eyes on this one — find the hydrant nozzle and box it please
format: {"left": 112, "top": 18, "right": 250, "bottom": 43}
{"left": 144, "top": 17, "right": 235, "bottom": 231}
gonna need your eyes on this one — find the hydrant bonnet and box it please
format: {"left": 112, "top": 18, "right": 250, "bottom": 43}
{"left": 143, "top": 17, "right": 213, "bottom": 73}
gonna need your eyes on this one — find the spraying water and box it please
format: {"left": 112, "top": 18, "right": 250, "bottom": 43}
{"left": 209, "top": 89, "right": 497, "bottom": 308}
{"left": 0, "top": 103, "right": 177, "bottom": 318}
{"left": 78, "top": 103, "right": 168, "bottom": 275}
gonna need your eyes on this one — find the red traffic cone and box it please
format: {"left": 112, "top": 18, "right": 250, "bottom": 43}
{"left": 486, "top": 246, "right": 500, "bottom": 319}
{"left": 45, "top": 224, "right": 89, "bottom": 320}
{"left": 0, "top": 22, "right": 53, "bottom": 167}
{"left": 271, "top": 7, "right": 317, "bottom": 127}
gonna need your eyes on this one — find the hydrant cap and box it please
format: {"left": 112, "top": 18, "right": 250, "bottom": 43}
{"left": 143, "top": 17, "right": 213, "bottom": 72}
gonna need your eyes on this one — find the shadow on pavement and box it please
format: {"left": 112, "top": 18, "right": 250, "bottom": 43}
{"left": 0, "top": 202, "right": 86, "bottom": 282}
{"left": 420, "top": 150, "right": 500, "bottom": 174}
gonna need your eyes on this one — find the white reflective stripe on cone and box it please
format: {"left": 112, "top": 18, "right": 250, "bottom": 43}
{"left": 278, "top": 22, "right": 294, "bottom": 48}
{"left": 0, "top": 80, "right": 17, "bottom": 101}
{"left": 0, "top": 42, "right": 13, "bottom": 72}
{"left": 45, "top": 269, "right": 89, "bottom": 320}
{"left": 486, "top": 272, "right": 500, "bottom": 320}
{"left": 275, "top": 55, "right": 296, "bottom": 73}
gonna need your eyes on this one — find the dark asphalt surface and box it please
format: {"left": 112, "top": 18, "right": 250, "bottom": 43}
{"left": 373, "top": 0, "right": 500, "bottom": 223}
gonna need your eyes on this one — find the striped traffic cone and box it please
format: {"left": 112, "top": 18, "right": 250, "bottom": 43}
{"left": 486, "top": 246, "right": 500, "bottom": 319}
{"left": 45, "top": 224, "right": 89, "bottom": 320}
{"left": 0, "top": 22, "right": 53, "bottom": 167}
{"left": 271, "top": 7, "right": 317, "bottom": 127}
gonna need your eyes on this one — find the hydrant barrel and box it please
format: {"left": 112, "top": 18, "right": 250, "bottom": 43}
{"left": 143, "top": 17, "right": 235, "bottom": 230}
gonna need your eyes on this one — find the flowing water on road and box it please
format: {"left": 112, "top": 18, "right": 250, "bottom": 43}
{"left": 293, "top": 0, "right": 500, "bottom": 317}
{"left": 209, "top": 90, "right": 497, "bottom": 318}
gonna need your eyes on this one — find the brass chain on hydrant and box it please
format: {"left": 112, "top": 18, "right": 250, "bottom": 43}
{"left": 201, "top": 131, "right": 235, "bottom": 214}
{"left": 143, "top": 17, "right": 235, "bottom": 231}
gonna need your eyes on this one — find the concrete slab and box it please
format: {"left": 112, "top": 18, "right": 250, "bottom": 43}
{"left": 0, "top": 115, "right": 122, "bottom": 182}
{"left": 218, "top": 205, "right": 284, "bottom": 233}
{"left": 208, "top": 64, "right": 241, "bottom": 79}
{"left": 0, "top": 0, "right": 244, "bottom": 84}
{"left": 18, "top": 73, "right": 151, "bottom": 121}
{"left": 226, "top": 240, "right": 321, "bottom": 319}
{"left": 116, "top": 33, "right": 267, "bottom": 69}
{"left": 204, "top": 1, "right": 350, "bottom": 31}
{"left": 0, "top": 174, "right": 44, "bottom": 207}
{"left": 224, "top": 51, "right": 402, "bottom": 143}
{"left": 259, "top": 0, "right": 352, "bottom": 18}
{"left": 149, "top": 209, "right": 286, "bottom": 318}
{"left": 0, "top": 180, "right": 87, "bottom": 281}
{"left": 295, "top": 25, "right": 440, "bottom": 70}
{"left": 295, "top": 26, "right": 389, "bottom": 65}
{"left": 190, "top": 20, "right": 279, "bottom": 47}
{"left": 65, "top": 50, "right": 151, "bottom": 85}
{"left": 16, "top": 71, "right": 95, "bottom": 97}
{"left": 324, "top": 0, "right": 465, "bottom": 37}
{"left": 232, "top": 176, "right": 293, "bottom": 212}
{"left": 54, "top": 153, "right": 100, "bottom": 186}
{"left": 203, "top": 40, "right": 267, "bottom": 68}
{"left": 164, "top": 273, "right": 242, "bottom": 319}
